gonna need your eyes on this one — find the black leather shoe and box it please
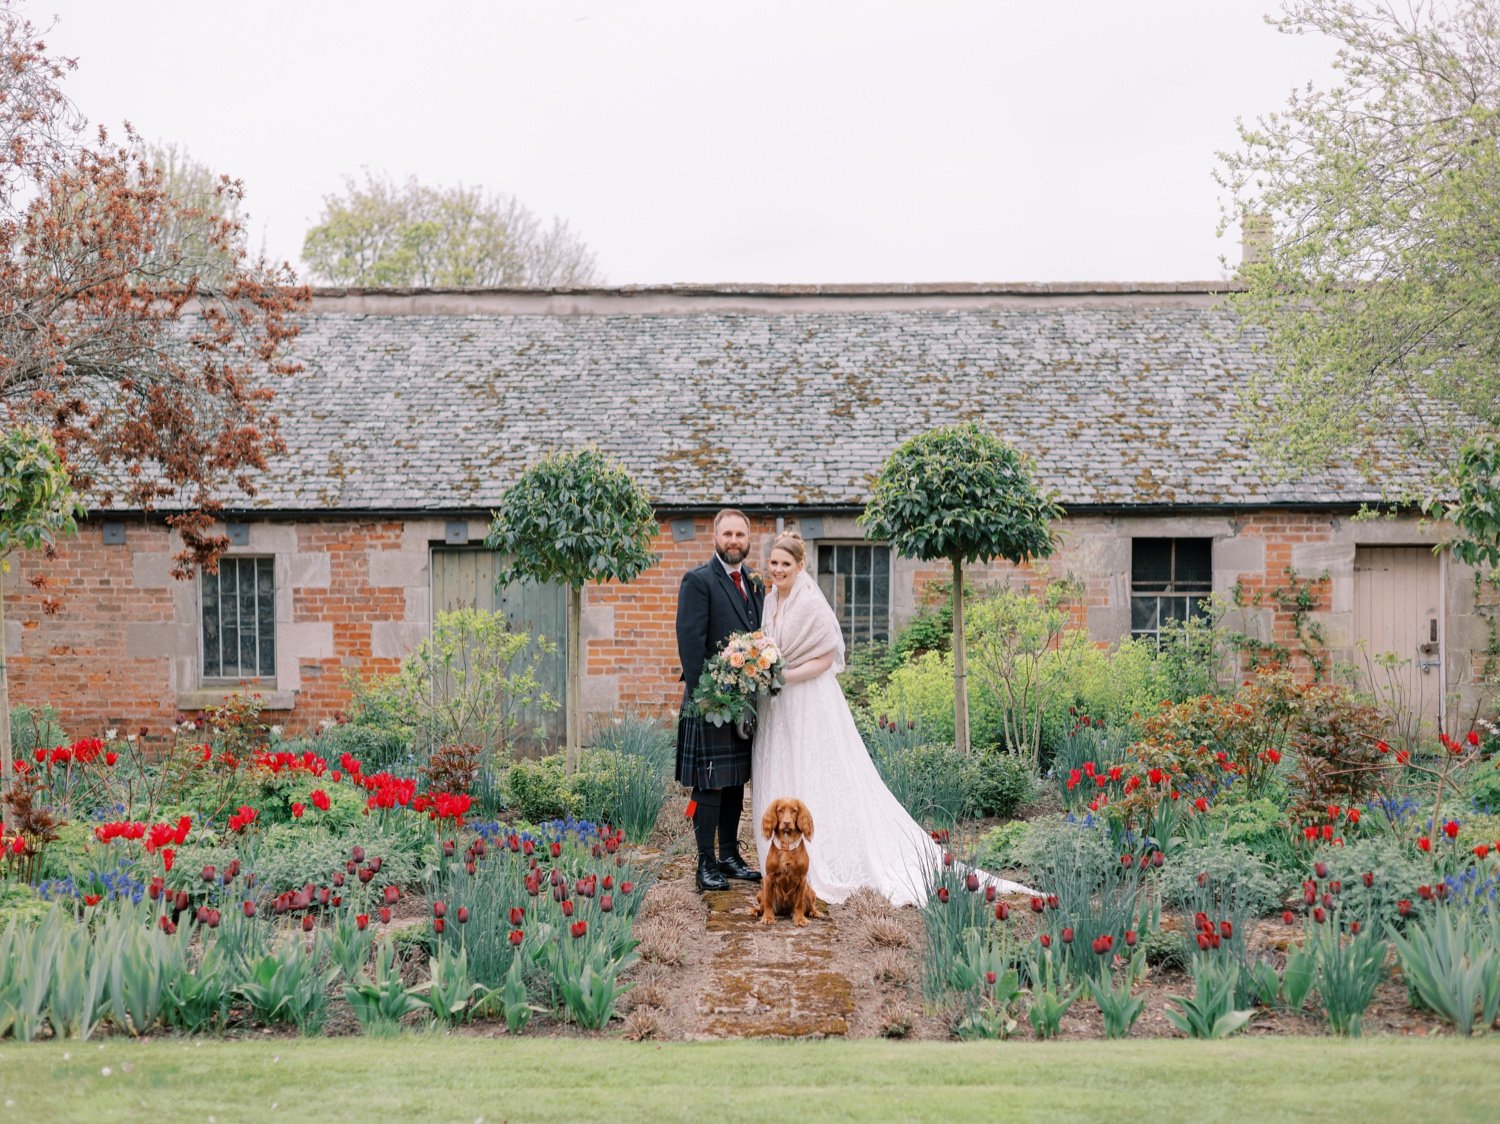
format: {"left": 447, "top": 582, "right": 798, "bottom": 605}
{"left": 695, "top": 854, "right": 729, "bottom": 892}
{"left": 717, "top": 852, "right": 763, "bottom": 883}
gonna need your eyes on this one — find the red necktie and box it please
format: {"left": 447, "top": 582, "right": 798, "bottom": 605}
{"left": 730, "top": 570, "right": 747, "bottom": 601}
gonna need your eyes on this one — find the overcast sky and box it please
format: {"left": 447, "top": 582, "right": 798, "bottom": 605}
{"left": 40, "top": 0, "right": 1339, "bottom": 285}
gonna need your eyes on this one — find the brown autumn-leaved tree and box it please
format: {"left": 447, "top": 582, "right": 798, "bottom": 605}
{"left": 0, "top": 4, "right": 309, "bottom": 579}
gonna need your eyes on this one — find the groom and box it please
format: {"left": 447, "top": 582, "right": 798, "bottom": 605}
{"left": 675, "top": 508, "right": 765, "bottom": 892}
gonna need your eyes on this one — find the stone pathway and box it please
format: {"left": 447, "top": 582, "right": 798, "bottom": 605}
{"left": 637, "top": 853, "right": 859, "bottom": 1039}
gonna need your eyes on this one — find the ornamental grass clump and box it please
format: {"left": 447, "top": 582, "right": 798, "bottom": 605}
{"left": 236, "top": 935, "right": 339, "bottom": 1036}
{"left": 1392, "top": 907, "right": 1500, "bottom": 1036}
{"left": 919, "top": 851, "right": 1012, "bottom": 1000}
{"left": 1307, "top": 921, "right": 1387, "bottom": 1037}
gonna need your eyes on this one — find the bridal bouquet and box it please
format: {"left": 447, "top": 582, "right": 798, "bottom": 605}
{"left": 690, "top": 630, "right": 786, "bottom": 729}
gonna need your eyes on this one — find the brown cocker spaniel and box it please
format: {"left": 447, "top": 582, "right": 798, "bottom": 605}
{"left": 753, "top": 797, "right": 822, "bottom": 927}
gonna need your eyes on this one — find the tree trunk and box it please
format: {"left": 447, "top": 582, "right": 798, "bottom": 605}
{"left": 951, "top": 557, "right": 971, "bottom": 757}
{"left": 566, "top": 583, "right": 582, "bottom": 775}
{"left": 0, "top": 582, "right": 11, "bottom": 830}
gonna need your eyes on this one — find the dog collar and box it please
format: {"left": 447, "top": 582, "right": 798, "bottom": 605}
{"left": 772, "top": 836, "right": 804, "bottom": 852}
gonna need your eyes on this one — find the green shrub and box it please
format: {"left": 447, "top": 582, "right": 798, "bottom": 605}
{"left": 869, "top": 650, "right": 1008, "bottom": 751}
{"left": 867, "top": 738, "right": 976, "bottom": 829}
{"left": 0, "top": 882, "right": 50, "bottom": 929}
{"left": 571, "top": 749, "right": 669, "bottom": 841}
{"left": 1464, "top": 759, "right": 1500, "bottom": 814}
{"left": 1143, "top": 926, "right": 1190, "bottom": 971}
{"left": 970, "top": 749, "right": 1036, "bottom": 818}
{"left": 1155, "top": 842, "right": 1281, "bottom": 918}
{"left": 309, "top": 723, "right": 415, "bottom": 774}
{"left": 840, "top": 641, "right": 903, "bottom": 712}
{"left": 502, "top": 754, "right": 575, "bottom": 822}
{"left": 977, "top": 819, "right": 1032, "bottom": 871}
{"left": 8, "top": 703, "right": 66, "bottom": 756}
{"left": 249, "top": 823, "right": 425, "bottom": 895}
{"left": 1206, "top": 795, "right": 1301, "bottom": 875}
{"left": 1014, "top": 814, "right": 1116, "bottom": 891}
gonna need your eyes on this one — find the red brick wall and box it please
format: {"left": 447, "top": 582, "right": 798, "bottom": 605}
{"left": 5, "top": 522, "right": 176, "bottom": 737}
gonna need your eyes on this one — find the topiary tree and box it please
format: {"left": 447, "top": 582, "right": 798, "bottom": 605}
{"left": 484, "top": 449, "right": 660, "bottom": 772}
{"left": 860, "top": 423, "right": 1062, "bottom": 756}
{"left": 1, "top": 426, "right": 84, "bottom": 826}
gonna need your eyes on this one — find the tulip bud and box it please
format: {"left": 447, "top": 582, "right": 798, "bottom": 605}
{"left": 243, "top": 900, "right": 256, "bottom": 918}
{"left": 510, "top": 906, "right": 525, "bottom": 925}
{"left": 379, "top": 907, "right": 392, "bottom": 924}
{"left": 174, "top": 890, "right": 190, "bottom": 911}
{"left": 466, "top": 862, "right": 477, "bottom": 876}
{"left": 302, "top": 914, "right": 315, "bottom": 932}
{"left": 1283, "top": 910, "right": 1295, "bottom": 925}
{"left": 964, "top": 872, "right": 979, "bottom": 892}
{"left": 984, "top": 885, "right": 997, "bottom": 903}
{"left": 369, "top": 856, "right": 383, "bottom": 873}
{"left": 333, "top": 872, "right": 345, "bottom": 888}
{"left": 995, "top": 902, "right": 1009, "bottom": 921}
{"left": 1361, "top": 871, "right": 1374, "bottom": 888}
{"left": 1040, "top": 934, "right": 1051, "bottom": 948}
{"left": 1349, "top": 920, "right": 1361, "bottom": 935}
{"left": 621, "top": 881, "right": 634, "bottom": 894}
{"left": 936, "top": 887, "right": 950, "bottom": 904}
{"left": 603, "top": 875, "right": 614, "bottom": 891}
{"left": 1313, "top": 907, "right": 1327, "bottom": 924}
{"left": 352, "top": 845, "right": 366, "bottom": 863}
{"left": 600, "top": 895, "right": 614, "bottom": 913}
{"left": 1061, "top": 927, "right": 1074, "bottom": 944}
{"left": 1315, "top": 861, "right": 1329, "bottom": 879}
{"left": 443, "top": 840, "right": 456, "bottom": 856}
{"left": 202, "top": 864, "right": 216, "bottom": 883}
{"left": 1030, "top": 896, "right": 1045, "bottom": 913}
{"left": 384, "top": 886, "right": 399, "bottom": 906}
{"left": 1398, "top": 899, "right": 1412, "bottom": 917}
{"left": 985, "top": 971, "right": 997, "bottom": 985}
{"left": 432, "top": 900, "right": 446, "bottom": 919}
{"left": 433, "top": 917, "right": 445, "bottom": 934}
{"left": 509, "top": 929, "right": 524, "bottom": 946}
{"left": 550, "top": 842, "right": 562, "bottom": 858}
{"left": 356, "top": 914, "right": 369, "bottom": 930}
{"left": 1220, "top": 921, "right": 1233, "bottom": 939}
{"left": 570, "top": 920, "right": 588, "bottom": 939}
{"left": 1151, "top": 851, "right": 1164, "bottom": 868}
{"left": 560, "top": 900, "right": 574, "bottom": 917}
{"left": 1124, "top": 929, "right": 1137, "bottom": 946}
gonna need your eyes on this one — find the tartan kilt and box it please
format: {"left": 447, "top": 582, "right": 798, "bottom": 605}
{"left": 675, "top": 708, "right": 752, "bottom": 790}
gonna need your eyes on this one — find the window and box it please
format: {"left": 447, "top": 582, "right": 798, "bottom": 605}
{"left": 201, "top": 557, "right": 275, "bottom": 681}
{"left": 1130, "top": 538, "right": 1212, "bottom": 644}
{"left": 815, "top": 543, "right": 891, "bottom": 646}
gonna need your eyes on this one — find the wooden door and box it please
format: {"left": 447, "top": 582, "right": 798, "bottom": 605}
{"left": 1352, "top": 546, "right": 1442, "bottom": 743}
{"left": 430, "top": 547, "right": 566, "bottom": 755}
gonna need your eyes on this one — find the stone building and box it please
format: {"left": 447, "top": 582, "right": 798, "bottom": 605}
{"left": 5, "top": 283, "right": 1493, "bottom": 745}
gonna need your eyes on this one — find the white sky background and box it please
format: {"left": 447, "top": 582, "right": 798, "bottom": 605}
{"left": 40, "top": 0, "right": 1338, "bottom": 285}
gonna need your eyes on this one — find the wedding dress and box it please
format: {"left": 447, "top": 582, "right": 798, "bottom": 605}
{"left": 751, "top": 570, "right": 1032, "bottom": 908}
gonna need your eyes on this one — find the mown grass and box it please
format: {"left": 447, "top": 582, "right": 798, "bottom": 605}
{"left": 1, "top": 1036, "right": 1497, "bottom": 1122}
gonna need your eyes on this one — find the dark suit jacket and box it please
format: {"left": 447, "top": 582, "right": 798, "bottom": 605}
{"left": 676, "top": 557, "right": 764, "bottom": 706}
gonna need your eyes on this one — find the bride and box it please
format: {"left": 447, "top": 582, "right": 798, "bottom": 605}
{"left": 751, "top": 531, "right": 1032, "bottom": 908}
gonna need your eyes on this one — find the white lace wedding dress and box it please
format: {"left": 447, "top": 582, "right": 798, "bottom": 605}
{"left": 751, "top": 571, "right": 1032, "bottom": 908}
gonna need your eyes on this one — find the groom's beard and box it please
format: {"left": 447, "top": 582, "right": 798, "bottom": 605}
{"left": 715, "top": 545, "right": 747, "bottom": 566}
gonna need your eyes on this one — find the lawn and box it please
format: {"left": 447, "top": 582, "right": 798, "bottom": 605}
{"left": 2, "top": 1036, "right": 1497, "bottom": 1123}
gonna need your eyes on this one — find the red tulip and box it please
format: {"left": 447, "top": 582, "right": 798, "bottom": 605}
{"left": 433, "top": 900, "right": 446, "bottom": 919}
{"left": 570, "top": 920, "right": 588, "bottom": 939}
{"left": 302, "top": 914, "right": 315, "bottom": 932}
{"left": 201, "top": 864, "right": 216, "bottom": 883}
{"left": 1039, "top": 934, "right": 1051, "bottom": 948}
{"left": 356, "top": 914, "right": 369, "bottom": 930}
{"left": 1220, "top": 921, "right": 1233, "bottom": 939}
{"left": 995, "top": 902, "right": 1009, "bottom": 921}
{"left": 352, "top": 845, "right": 366, "bottom": 863}
{"left": 82, "top": 893, "right": 102, "bottom": 906}
{"left": 1362, "top": 871, "right": 1375, "bottom": 888}
{"left": 509, "top": 906, "right": 525, "bottom": 925}
{"left": 174, "top": 890, "right": 189, "bottom": 911}
{"left": 384, "top": 886, "right": 399, "bottom": 906}
{"left": 159, "top": 917, "right": 176, "bottom": 934}
{"left": 509, "top": 929, "right": 524, "bottom": 946}
{"left": 379, "top": 907, "right": 392, "bottom": 924}
{"left": 621, "top": 881, "right": 634, "bottom": 894}
{"left": 936, "top": 887, "right": 950, "bottom": 904}
{"left": 550, "top": 842, "right": 563, "bottom": 858}
{"left": 1313, "top": 907, "right": 1327, "bottom": 924}
{"left": 1151, "top": 852, "right": 1164, "bottom": 868}
{"left": 603, "top": 875, "right": 614, "bottom": 891}
{"left": 943, "top": 851, "right": 954, "bottom": 868}
{"left": 600, "top": 895, "right": 614, "bottom": 913}
{"left": 1196, "top": 933, "right": 1211, "bottom": 950}
{"left": 1418, "top": 837, "right": 1432, "bottom": 852}
{"left": 1124, "top": 929, "right": 1137, "bottom": 946}
{"left": 1444, "top": 821, "right": 1460, "bottom": 839}
{"left": 1030, "top": 896, "right": 1045, "bottom": 913}
{"left": 964, "top": 872, "right": 979, "bottom": 893}
{"left": 1419, "top": 884, "right": 1434, "bottom": 900}
{"left": 358, "top": 866, "right": 374, "bottom": 884}
{"left": 433, "top": 918, "right": 445, "bottom": 934}
{"left": 985, "top": 970, "right": 997, "bottom": 985}
{"left": 1398, "top": 899, "right": 1413, "bottom": 917}
{"left": 1350, "top": 920, "right": 1362, "bottom": 935}
{"left": 291, "top": 802, "right": 305, "bottom": 819}
{"left": 1061, "top": 927, "right": 1074, "bottom": 944}
{"left": 1283, "top": 910, "right": 1295, "bottom": 925}
{"left": 1315, "top": 861, "right": 1329, "bottom": 879}
{"left": 1046, "top": 894, "right": 1059, "bottom": 909}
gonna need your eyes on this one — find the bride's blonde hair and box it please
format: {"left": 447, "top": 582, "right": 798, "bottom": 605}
{"left": 770, "top": 529, "right": 806, "bottom": 565}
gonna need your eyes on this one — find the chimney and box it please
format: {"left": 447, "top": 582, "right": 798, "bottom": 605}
{"left": 1240, "top": 213, "right": 1272, "bottom": 267}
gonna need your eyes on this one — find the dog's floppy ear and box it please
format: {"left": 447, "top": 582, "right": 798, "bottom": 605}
{"left": 795, "top": 801, "right": 814, "bottom": 840}
{"left": 761, "top": 800, "right": 780, "bottom": 840}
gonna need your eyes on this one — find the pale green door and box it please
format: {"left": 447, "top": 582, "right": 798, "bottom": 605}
{"left": 429, "top": 547, "right": 566, "bottom": 754}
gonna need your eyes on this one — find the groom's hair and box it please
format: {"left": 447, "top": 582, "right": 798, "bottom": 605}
{"left": 713, "top": 508, "right": 750, "bottom": 530}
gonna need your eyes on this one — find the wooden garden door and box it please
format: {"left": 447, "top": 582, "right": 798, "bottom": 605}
{"left": 1352, "top": 546, "right": 1443, "bottom": 743}
{"left": 430, "top": 547, "right": 566, "bottom": 755}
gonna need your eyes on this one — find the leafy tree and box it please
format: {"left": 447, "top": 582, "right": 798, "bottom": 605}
{"left": 484, "top": 449, "right": 660, "bottom": 771}
{"left": 1437, "top": 433, "right": 1500, "bottom": 568}
{"left": 0, "top": 426, "right": 83, "bottom": 825}
{"left": 1216, "top": 0, "right": 1500, "bottom": 517}
{"left": 860, "top": 423, "right": 1063, "bottom": 756}
{"left": 134, "top": 139, "right": 247, "bottom": 284}
{"left": 0, "top": 5, "right": 309, "bottom": 575}
{"left": 302, "top": 171, "right": 602, "bottom": 288}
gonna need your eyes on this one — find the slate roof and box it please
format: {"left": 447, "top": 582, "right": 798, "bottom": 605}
{"left": 215, "top": 285, "right": 1430, "bottom": 513}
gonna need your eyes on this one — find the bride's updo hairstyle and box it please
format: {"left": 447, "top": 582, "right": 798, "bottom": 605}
{"left": 770, "top": 529, "right": 806, "bottom": 566}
